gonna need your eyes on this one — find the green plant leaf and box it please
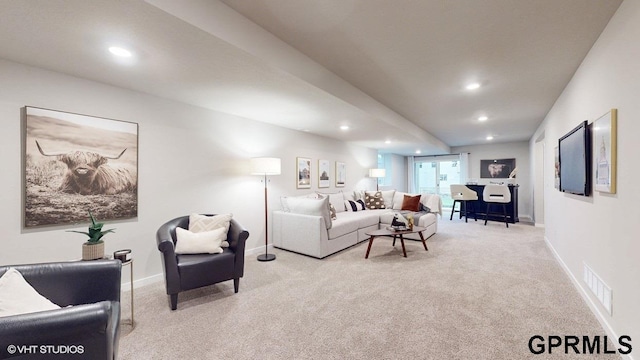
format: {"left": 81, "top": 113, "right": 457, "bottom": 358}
{"left": 67, "top": 230, "right": 90, "bottom": 237}
{"left": 68, "top": 211, "right": 115, "bottom": 242}
{"left": 89, "top": 211, "right": 98, "bottom": 226}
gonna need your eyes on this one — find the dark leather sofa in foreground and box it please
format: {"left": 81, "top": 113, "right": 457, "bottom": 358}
{"left": 0, "top": 260, "right": 122, "bottom": 360}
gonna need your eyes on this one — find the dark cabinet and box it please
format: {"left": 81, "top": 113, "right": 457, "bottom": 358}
{"left": 465, "top": 184, "right": 519, "bottom": 223}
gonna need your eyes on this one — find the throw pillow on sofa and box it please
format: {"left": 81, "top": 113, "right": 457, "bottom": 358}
{"left": 354, "top": 190, "right": 395, "bottom": 208}
{"left": 329, "top": 203, "right": 337, "bottom": 220}
{"left": 393, "top": 192, "right": 422, "bottom": 210}
{"left": 351, "top": 190, "right": 365, "bottom": 201}
{"left": 364, "top": 191, "right": 386, "bottom": 209}
{"left": 344, "top": 199, "right": 366, "bottom": 212}
{"left": 316, "top": 194, "right": 338, "bottom": 220}
{"left": 280, "top": 196, "right": 332, "bottom": 229}
{"left": 401, "top": 194, "right": 422, "bottom": 211}
{"left": 317, "top": 191, "right": 346, "bottom": 213}
{"left": 362, "top": 190, "right": 395, "bottom": 208}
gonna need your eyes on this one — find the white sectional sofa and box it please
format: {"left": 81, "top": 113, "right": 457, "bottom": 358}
{"left": 272, "top": 190, "right": 442, "bottom": 259}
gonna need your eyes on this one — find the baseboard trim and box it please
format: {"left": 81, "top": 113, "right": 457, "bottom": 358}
{"left": 519, "top": 215, "right": 533, "bottom": 223}
{"left": 544, "top": 236, "right": 634, "bottom": 360}
{"left": 123, "top": 273, "right": 163, "bottom": 290}
{"left": 245, "top": 243, "right": 275, "bottom": 257}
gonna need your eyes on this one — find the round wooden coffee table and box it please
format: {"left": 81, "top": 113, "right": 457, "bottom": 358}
{"left": 364, "top": 226, "right": 428, "bottom": 258}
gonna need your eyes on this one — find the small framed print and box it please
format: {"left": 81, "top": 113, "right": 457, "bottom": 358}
{"left": 318, "top": 159, "right": 330, "bottom": 188}
{"left": 593, "top": 109, "right": 617, "bottom": 194}
{"left": 296, "top": 157, "right": 311, "bottom": 189}
{"left": 335, "top": 161, "right": 346, "bottom": 187}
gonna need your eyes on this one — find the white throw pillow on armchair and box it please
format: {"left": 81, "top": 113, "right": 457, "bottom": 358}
{"left": 0, "top": 268, "right": 60, "bottom": 317}
{"left": 175, "top": 227, "right": 225, "bottom": 254}
{"left": 189, "top": 213, "right": 232, "bottom": 247}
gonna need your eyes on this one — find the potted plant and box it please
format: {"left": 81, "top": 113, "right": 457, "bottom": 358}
{"left": 68, "top": 211, "right": 115, "bottom": 260}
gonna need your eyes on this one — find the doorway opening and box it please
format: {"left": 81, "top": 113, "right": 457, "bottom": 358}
{"left": 413, "top": 155, "right": 461, "bottom": 210}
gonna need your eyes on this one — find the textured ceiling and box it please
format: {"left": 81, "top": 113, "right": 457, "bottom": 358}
{"left": 0, "top": 0, "right": 622, "bottom": 155}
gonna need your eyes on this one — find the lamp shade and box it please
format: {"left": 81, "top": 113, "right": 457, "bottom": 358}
{"left": 369, "top": 168, "right": 386, "bottom": 178}
{"left": 251, "top": 157, "right": 281, "bottom": 175}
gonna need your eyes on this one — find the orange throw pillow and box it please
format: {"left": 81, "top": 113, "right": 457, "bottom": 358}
{"left": 401, "top": 194, "right": 421, "bottom": 211}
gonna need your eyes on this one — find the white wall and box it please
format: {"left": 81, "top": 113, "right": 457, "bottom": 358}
{"left": 533, "top": 139, "right": 545, "bottom": 226}
{"left": 530, "top": 0, "right": 639, "bottom": 347}
{"left": 0, "top": 59, "right": 377, "bottom": 284}
{"left": 380, "top": 153, "right": 407, "bottom": 192}
{"left": 451, "top": 141, "right": 531, "bottom": 221}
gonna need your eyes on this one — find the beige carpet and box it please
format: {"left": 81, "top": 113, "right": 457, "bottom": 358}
{"left": 118, "top": 218, "right": 620, "bottom": 359}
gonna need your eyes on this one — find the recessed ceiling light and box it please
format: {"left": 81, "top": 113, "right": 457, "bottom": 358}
{"left": 384, "top": 140, "right": 391, "bottom": 144}
{"left": 108, "top": 46, "right": 132, "bottom": 57}
{"left": 478, "top": 116, "right": 488, "bottom": 122}
{"left": 466, "top": 83, "right": 481, "bottom": 90}
{"left": 486, "top": 136, "right": 494, "bottom": 140}
{"left": 340, "top": 125, "right": 349, "bottom": 130}
{"left": 415, "top": 150, "right": 422, "bottom": 154}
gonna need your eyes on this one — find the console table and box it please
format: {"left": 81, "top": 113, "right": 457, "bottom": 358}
{"left": 465, "top": 184, "right": 519, "bottom": 223}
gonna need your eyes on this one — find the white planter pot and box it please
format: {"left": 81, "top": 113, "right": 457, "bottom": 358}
{"left": 82, "top": 241, "right": 105, "bottom": 260}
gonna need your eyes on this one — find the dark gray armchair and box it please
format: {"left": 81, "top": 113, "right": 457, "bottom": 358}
{"left": 0, "top": 260, "right": 121, "bottom": 360}
{"left": 156, "top": 215, "right": 249, "bottom": 310}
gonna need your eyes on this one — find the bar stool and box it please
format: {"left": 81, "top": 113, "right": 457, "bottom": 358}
{"left": 482, "top": 184, "right": 511, "bottom": 227}
{"left": 450, "top": 184, "right": 478, "bottom": 222}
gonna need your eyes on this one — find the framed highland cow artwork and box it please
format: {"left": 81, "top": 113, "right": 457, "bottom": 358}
{"left": 23, "top": 107, "right": 138, "bottom": 228}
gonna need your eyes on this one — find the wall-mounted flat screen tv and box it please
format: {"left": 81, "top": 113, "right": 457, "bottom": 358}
{"left": 558, "top": 120, "right": 591, "bottom": 196}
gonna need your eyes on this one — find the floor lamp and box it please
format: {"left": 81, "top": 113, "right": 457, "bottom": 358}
{"left": 251, "top": 157, "right": 281, "bottom": 262}
{"left": 369, "top": 168, "right": 386, "bottom": 191}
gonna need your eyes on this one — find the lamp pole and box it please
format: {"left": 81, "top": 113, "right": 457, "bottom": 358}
{"left": 251, "top": 157, "right": 280, "bottom": 262}
{"left": 257, "top": 173, "right": 275, "bottom": 262}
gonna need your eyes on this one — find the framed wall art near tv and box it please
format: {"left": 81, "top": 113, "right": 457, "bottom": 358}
{"left": 23, "top": 106, "right": 138, "bottom": 228}
{"left": 335, "top": 161, "right": 346, "bottom": 187}
{"left": 480, "top": 158, "right": 516, "bottom": 179}
{"left": 554, "top": 146, "right": 560, "bottom": 190}
{"left": 296, "top": 157, "right": 311, "bottom": 189}
{"left": 593, "top": 109, "right": 617, "bottom": 194}
{"left": 318, "top": 159, "right": 330, "bottom": 188}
